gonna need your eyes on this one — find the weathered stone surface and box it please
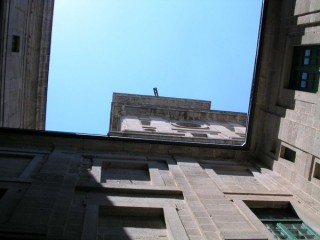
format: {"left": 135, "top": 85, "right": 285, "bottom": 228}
{"left": 0, "top": 0, "right": 54, "bottom": 130}
{"left": 1, "top": 0, "right": 320, "bottom": 239}
{"left": 110, "top": 93, "right": 247, "bottom": 145}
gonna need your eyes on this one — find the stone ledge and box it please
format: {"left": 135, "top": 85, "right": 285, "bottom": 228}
{"left": 0, "top": 226, "right": 47, "bottom": 239}
{"left": 222, "top": 231, "right": 268, "bottom": 240}
{"left": 76, "top": 184, "right": 183, "bottom": 198}
{"left": 223, "top": 191, "right": 292, "bottom": 197}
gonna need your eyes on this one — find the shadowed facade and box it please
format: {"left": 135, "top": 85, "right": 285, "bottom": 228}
{"left": 0, "top": 0, "right": 320, "bottom": 239}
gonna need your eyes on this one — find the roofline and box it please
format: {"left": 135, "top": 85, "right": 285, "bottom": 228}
{"left": 0, "top": 127, "right": 244, "bottom": 150}
{"left": 112, "top": 92, "right": 212, "bottom": 106}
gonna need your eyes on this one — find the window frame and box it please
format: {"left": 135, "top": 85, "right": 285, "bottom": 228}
{"left": 279, "top": 145, "right": 296, "bottom": 163}
{"left": 11, "top": 35, "right": 20, "bottom": 52}
{"left": 251, "top": 207, "right": 320, "bottom": 240}
{"left": 290, "top": 45, "right": 320, "bottom": 93}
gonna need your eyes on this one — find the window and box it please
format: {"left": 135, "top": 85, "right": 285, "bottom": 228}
{"left": 11, "top": 35, "right": 20, "bottom": 52}
{"left": 101, "top": 161, "right": 150, "bottom": 184}
{"left": 213, "top": 166, "right": 253, "bottom": 176}
{"left": 143, "top": 126, "right": 156, "bottom": 132}
{"left": 0, "top": 188, "right": 7, "bottom": 199}
{"left": 290, "top": 45, "right": 320, "bottom": 93}
{"left": 314, "top": 162, "right": 320, "bottom": 180}
{"left": 280, "top": 145, "right": 296, "bottom": 163}
{"left": 174, "top": 122, "right": 202, "bottom": 128}
{"left": 237, "top": 133, "right": 246, "bottom": 138}
{"left": 251, "top": 207, "right": 320, "bottom": 240}
{"left": 0, "top": 154, "right": 33, "bottom": 178}
{"left": 191, "top": 133, "right": 207, "bottom": 138}
{"left": 98, "top": 206, "right": 167, "bottom": 239}
{"left": 140, "top": 119, "right": 151, "bottom": 126}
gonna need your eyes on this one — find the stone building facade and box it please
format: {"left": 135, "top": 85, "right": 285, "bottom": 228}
{"left": 249, "top": 0, "right": 320, "bottom": 205}
{"left": 110, "top": 93, "right": 247, "bottom": 145}
{"left": 0, "top": 0, "right": 320, "bottom": 239}
{"left": 0, "top": 0, "right": 54, "bottom": 130}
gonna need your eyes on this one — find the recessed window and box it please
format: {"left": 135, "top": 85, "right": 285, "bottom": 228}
{"left": 140, "top": 119, "right": 151, "bottom": 126}
{"left": 191, "top": 133, "right": 207, "bottom": 138}
{"left": 0, "top": 154, "right": 33, "bottom": 178}
{"left": 143, "top": 126, "right": 156, "bottom": 132}
{"left": 250, "top": 206, "right": 320, "bottom": 239}
{"left": 270, "top": 141, "right": 277, "bottom": 154}
{"left": 101, "top": 161, "right": 150, "bottom": 184}
{"left": 314, "top": 162, "right": 320, "bottom": 180}
{"left": 12, "top": 35, "right": 20, "bottom": 52}
{"left": 290, "top": 45, "right": 320, "bottom": 93}
{"left": 174, "top": 122, "right": 202, "bottom": 128}
{"left": 237, "top": 133, "right": 246, "bottom": 138}
{"left": 280, "top": 145, "right": 296, "bottom": 162}
{"left": 98, "top": 206, "right": 167, "bottom": 239}
{"left": 0, "top": 188, "right": 7, "bottom": 199}
{"left": 213, "top": 166, "right": 253, "bottom": 176}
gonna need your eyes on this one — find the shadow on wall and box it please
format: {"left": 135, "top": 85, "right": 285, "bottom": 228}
{"left": 78, "top": 154, "right": 183, "bottom": 240}
{"left": 249, "top": 0, "right": 308, "bottom": 171}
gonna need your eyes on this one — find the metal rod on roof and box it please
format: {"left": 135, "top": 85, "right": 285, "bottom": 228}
{"left": 153, "top": 87, "right": 159, "bottom": 97}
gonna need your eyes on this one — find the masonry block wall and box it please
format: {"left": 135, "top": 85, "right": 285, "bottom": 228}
{"left": 110, "top": 93, "right": 247, "bottom": 145}
{"left": 0, "top": 132, "right": 319, "bottom": 239}
{"left": 0, "top": 0, "right": 54, "bottom": 130}
{"left": 1, "top": 0, "right": 320, "bottom": 239}
{"left": 250, "top": 0, "right": 320, "bottom": 207}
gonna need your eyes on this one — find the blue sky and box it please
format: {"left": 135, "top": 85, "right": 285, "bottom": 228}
{"left": 46, "top": 0, "right": 262, "bottom": 134}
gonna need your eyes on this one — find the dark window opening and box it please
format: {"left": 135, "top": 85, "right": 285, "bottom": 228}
{"left": 175, "top": 122, "right": 202, "bottom": 128}
{"left": 270, "top": 140, "right": 277, "bottom": 154}
{"left": 12, "top": 35, "right": 20, "bottom": 52}
{"left": 0, "top": 188, "right": 7, "bottom": 199}
{"left": 237, "top": 133, "right": 246, "bottom": 138}
{"left": 290, "top": 45, "right": 320, "bottom": 93}
{"left": 213, "top": 166, "right": 253, "bottom": 176}
{"left": 280, "top": 145, "right": 296, "bottom": 162}
{"left": 191, "top": 133, "right": 207, "bottom": 138}
{"left": 143, "top": 126, "right": 156, "bottom": 132}
{"left": 140, "top": 119, "right": 151, "bottom": 126}
{"left": 98, "top": 206, "right": 166, "bottom": 239}
{"left": 314, "top": 162, "right": 320, "bottom": 180}
{"left": 0, "top": 154, "right": 33, "bottom": 178}
{"left": 101, "top": 161, "right": 150, "bottom": 183}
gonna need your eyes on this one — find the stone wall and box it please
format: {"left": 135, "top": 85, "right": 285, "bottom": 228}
{"left": 0, "top": 0, "right": 54, "bottom": 130}
{"left": 0, "top": 130, "right": 319, "bottom": 239}
{"left": 110, "top": 93, "right": 247, "bottom": 145}
{"left": 250, "top": 0, "right": 320, "bottom": 206}
{"left": 119, "top": 116, "right": 246, "bottom": 145}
